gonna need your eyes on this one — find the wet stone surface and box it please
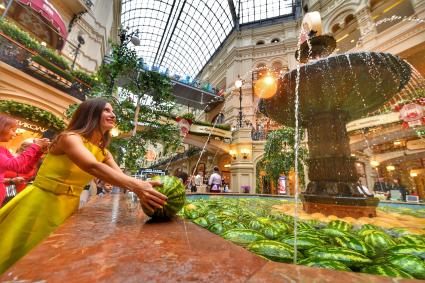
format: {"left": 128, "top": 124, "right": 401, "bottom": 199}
{"left": 0, "top": 193, "right": 421, "bottom": 282}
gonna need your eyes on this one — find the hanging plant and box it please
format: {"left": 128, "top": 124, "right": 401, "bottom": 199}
{"left": 0, "top": 101, "right": 66, "bottom": 131}
{"left": 178, "top": 113, "right": 195, "bottom": 123}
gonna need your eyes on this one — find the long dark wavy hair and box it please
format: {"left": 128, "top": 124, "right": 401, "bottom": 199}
{"left": 54, "top": 98, "right": 112, "bottom": 150}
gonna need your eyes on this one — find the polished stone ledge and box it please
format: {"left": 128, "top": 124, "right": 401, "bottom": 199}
{"left": 0, "top": 193, "right": 420, "bottom": 282}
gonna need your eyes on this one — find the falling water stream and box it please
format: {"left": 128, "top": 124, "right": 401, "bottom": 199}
{"left": 291, "top": 28, "right": 307, "bottom": 264}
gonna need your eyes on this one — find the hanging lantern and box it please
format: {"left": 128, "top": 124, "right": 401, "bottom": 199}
{"left": 399, "top": 103, "right": 424, "bottom": 128}
{"left": 176, "top": 117, "right": 192, "bottom": 136}
{"left": 254, "top": 74, "right": 277, "bottom": 99}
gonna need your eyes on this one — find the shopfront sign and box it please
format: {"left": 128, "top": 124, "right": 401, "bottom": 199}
{"left": 190, "top": 124, "right": 231, "bottom": 139}
{"left": 138, "top": 168, "right": 166, "bottom": 175}
{"left": 346, "top": 112, "right": 400, "bottom": 132}
{"left": 17, "top": 120, "right": 46, "bottom": 133}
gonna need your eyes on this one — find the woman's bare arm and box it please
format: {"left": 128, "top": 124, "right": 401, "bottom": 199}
{"left": 55, "top": 134, "right": 166, "bottom": 210}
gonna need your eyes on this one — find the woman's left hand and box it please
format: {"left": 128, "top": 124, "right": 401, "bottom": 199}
{"left": 133, "top": 180, "right": 167, "bottom": 212}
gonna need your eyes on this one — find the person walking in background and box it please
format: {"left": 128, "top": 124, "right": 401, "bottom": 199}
{"left": 194, "top": 171, "right": 203, "bottom": 192}
{"left": 208, "top": 166, "right": 222, "bottom": 193}
{"left": 0, "top": 115, "right": 49, "bottom": 207}
{"left": 0, "top": 98, "right": 167, "bottom": 274}
{"left": 393, "top": 178, "right": 407, "bottom": 202}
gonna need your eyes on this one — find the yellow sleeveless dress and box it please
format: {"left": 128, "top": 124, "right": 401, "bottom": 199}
{"left": 0, "top": 140, "right": 107, "bottom": 274}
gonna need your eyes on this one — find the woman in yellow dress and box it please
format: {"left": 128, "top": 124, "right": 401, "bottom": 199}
{"left": 0, "top": 98, "right": 167, "bottom": 274}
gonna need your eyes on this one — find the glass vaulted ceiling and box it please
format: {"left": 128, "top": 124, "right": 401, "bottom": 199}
{"left": 121, "top": 0, "right": 295, "bottom": 78}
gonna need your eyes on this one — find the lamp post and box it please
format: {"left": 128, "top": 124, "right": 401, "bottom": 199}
{"left": 235, "top": 75, "right": 243, "bottom": 128}
{"left": 71, "top": 35, "right": 85, "bottom": 70}
{"left": 119, "top": 28, "right": 140, "bottom": 48}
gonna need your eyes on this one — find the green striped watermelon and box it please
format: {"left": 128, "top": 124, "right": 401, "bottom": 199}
{"left": 142, "top": 175, "right": 186, "bottom": 219}
{"left": 332, "top": 235, "right": 376, "bottom": 257}
{"left": 222, "top": 229, "right": 266, "bottom": 246}
{"left": 358, "top": 224, "right": 382, "bottom": 231}
{"left": 208, "top": 223, "right": 225, "bottom": 235}
{"left": 280, "top": 235, "right": 327, "bottom": 250}
{"left": 305, "top": 247, "right": 372, "bottom": 267}
{"left": 270, "top": 222, "right": 292, "bottom": 234}
{"left": 261, "top": 227, "right": 281, "bottom": 240}
{"left": 363, "top": 231, "right": 396, "bottom": 251}
{"left": 248, "top": 220, "right": 265, "bottom": 231}
{"left": 205, "top": 213, "right": 218, "bottom": 224}
{"left": 297, "top": 221, "right": 314, "bottom": 231}
{"left": 193, "top": 217, "right": 209, "bottom": 228}
{"left": 328, "top": 220, "right": 352, "bottom": 232}
{"left": 386, "top": 244, "right": 425, "bottom": 260}
{"left": 298, "top": 258, "right": 351, "bottom": 272}
{"left": 321, "top": 228, "right": 350, "bottom": 238}
{"left": 381, "top": 254, "right": 425, "bottom": 279}
{"left": 361, "top": 265, "right": 413, "bottom": 279}
{"left": 357, "top": 229, "right": 381, "bottom": 238}
{"left": 397, "top": 234, "right": 425, "bottom": 245}
{"left": 247, "top": 240, "right": 298, "bottom": 263}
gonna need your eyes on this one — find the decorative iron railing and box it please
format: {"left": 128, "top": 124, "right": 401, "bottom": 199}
{"left": 0, "top": 33, "right": 90, "bottom": 100}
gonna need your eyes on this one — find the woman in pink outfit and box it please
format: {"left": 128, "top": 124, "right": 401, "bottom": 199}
{"left": 0, "top": 114, "right": 49, "bottom": 206}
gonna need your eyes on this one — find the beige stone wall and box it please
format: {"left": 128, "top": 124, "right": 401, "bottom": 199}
{"left": 52, "top": 0, "right": 121, "bottom": 73}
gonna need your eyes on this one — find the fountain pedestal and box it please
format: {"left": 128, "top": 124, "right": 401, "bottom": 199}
{"left": 300, "top": 111, "right": 379, "bottom": 218}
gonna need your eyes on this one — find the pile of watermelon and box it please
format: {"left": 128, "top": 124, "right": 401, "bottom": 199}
{"left": 180, "top": 198, "right": 425, "bottom": 279}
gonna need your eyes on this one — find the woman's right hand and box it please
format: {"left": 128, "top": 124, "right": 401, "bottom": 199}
{"left": 33, "top": 138, "right": 50, "bottom": 151}
{"left": 133, "top": 180, "right": 167, "bottom": 212}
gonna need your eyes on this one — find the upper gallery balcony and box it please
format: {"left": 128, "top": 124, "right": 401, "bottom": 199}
{"left": 0, "top": 20, "right": 95, "bottom": 101}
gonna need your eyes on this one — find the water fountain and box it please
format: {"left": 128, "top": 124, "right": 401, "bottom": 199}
{"left": 261, "top": 12, "right": 412, "bottom": 218}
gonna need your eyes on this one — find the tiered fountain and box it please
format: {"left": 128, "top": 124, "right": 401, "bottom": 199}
{"left": 261, "top": 12, "right": 411, "bottom": 218}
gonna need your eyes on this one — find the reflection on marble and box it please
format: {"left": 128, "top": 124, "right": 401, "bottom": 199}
{"left": 0, "top": 194, "right": 421, "bottom": 282}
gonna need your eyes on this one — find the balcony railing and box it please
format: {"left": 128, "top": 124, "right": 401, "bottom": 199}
{"left": 0, "top": 33, "right": 90, "bottom": 100}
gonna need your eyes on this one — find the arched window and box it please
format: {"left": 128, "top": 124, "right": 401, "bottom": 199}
{"left": 256, "top": 40, "right": 265, "bottom": 45}
{"left": 272, "top": 61, "right": 283, "bottom": 73}
{"left": 344, "top": 14, "right": 355, "bottom": 26}
{"left": 332, "top": 23, "right": 341, "bottom": 34}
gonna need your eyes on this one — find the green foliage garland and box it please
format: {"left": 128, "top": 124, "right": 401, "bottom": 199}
{"left": 0, "top": 101, "right": 66, "bottom": 131}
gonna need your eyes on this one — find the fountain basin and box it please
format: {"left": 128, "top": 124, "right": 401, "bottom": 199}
{"left": 301, "top": 194, "right": 380, "bottom": 218}
{"left": 261, "top": 52, "right": 411, "bottom": 127}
